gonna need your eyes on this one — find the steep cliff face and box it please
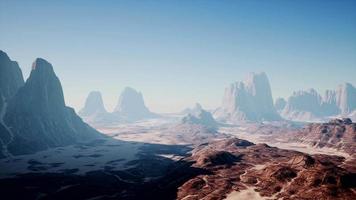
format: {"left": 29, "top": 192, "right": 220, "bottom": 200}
{"left": 2, "top": 58, "right": 101, "bottom": 156}
{"left": 0, "top": 50, "right": 24, "bottom": 104}
{"left": 0, "top": 51, "right": 25, "bottom": 158}
{"left": 215, "top": 72, "right": 281, "bottom": 122}
{"left": 336, "top": 83, "right": 356, "bottom": 115}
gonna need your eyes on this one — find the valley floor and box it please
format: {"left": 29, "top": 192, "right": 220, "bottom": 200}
{"left": 0, "top": 116, "right": 355, "bottom": 200}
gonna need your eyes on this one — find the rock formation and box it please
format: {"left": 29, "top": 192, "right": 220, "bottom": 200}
{"left": 336, "top": 83, "right": 356, "bottom": 115}
{"left": 78, "top": 91, "right": 116, "bottom": 124}
{"left": 1, "top": 57, "right": 101, "bottom": 156}
{"left": 214, "top": 72, "right": 281, "bottom": 122}
{"left": 0, "top": 51, "right": 25, "bottom": 158}
{"left": 79, "top": 91, "right": 107, "bottom": 117}
{"left": 181, "top": 103, "right": 203, "bottom": 115}
{"left": 181, "top": 104, "right": 218, "bottom": 129}
{"left": 281, "top": 89, "right": 323, "bottom": 121}
{"left": 274, "top": 98, "right": 286, "bottom": 111}
{"left": 291, "top": 118, "right": 356, "bottom": 155}
{"left": 113, "top": 87, "right": 157, "bottom": 121}
{"left": 176, "top": 138, "right": 355, "bottom": 200}
{"left": 281, "top": 83, "right": 356, "bottom": 122}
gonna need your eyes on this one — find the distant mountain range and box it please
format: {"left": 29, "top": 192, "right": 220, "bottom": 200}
{"left": 213, "top": 72, "right": 355, "bottom": 123}
{"left": 79, "top": 87, "right": 158, "bottom": 124}
{"left": 278, "top": 83, "right": 356, "bottom": 122}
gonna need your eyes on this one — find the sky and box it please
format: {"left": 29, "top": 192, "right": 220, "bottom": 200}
{"left": 1, "top": 0, "right": 356, "bottom": 113}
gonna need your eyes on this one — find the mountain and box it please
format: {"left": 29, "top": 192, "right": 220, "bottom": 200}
{"left": 321, "top": 89, "right": 340, "bottom": 116}
{"left": 180, "top": 103, "right": 203, "bottom": 115}
{"left": 0, "top": 51, "right": 24, "bottom": 106}
{"left": 113, "top": 87, "right": 157, "bottom": 121}
{"left": 281, "top": 89, "right": 323, "bottom": 121}
{"left": 274, "top": 98, "right": 286, "bottom": 111}
{"left": 336, "top": 83, "right": 356, "bottom": 115}
{"left": 0, "top": 51, "right": 25, "bottom": 158}
{"left": 281, "top": 83, "right": 356, "bottom": 122}
{"left": 2, "top": 57, "right": 101, "bottom": 156}
{"left": 171, "top": 105, "right": 220, "bottom": 144}
{"left": 214, "top": 72, "right": 281, "bottom": 122}
{"left": 79, "top": 91, "right": 107, "bottom": 117}
{"left": 181, "top": 104, "right": 218, "bottom": 129}
{"left": 78, "top": 91, "right": 115, "bottom": 124}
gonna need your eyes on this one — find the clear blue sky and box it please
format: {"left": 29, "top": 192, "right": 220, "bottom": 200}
{"left": 1, "top": 0, "right": 355, "bottom": 113}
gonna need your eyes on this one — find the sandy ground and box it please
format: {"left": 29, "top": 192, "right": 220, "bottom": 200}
{"left": 0, "top": 139, "right": 141, "bottom": 178}
{"left": 224, "top": 187, "right": 268, "bottom": 200}
{"left": 1, "top": 116, "right": 350, "bottom": 178}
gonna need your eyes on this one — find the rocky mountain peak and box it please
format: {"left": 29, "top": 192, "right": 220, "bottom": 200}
{"left": 79, "top": 91, "right": 107, "bottom": 116}
{"left": 0, "top": 50, "right": 24, "bottom": 102}
{"left": 215, "top": 72, "right": 280, "bottom": 122}
{"left": 113, "top": 87, "right": 156, "bottom": 121}
{"left": 19, "top": 58, "right": 66, "bottom": 113}
{"left": 182, "top": 108, "right": 217, "bottom": 128}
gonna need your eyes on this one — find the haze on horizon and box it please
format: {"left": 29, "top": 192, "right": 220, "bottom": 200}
{"left": 1, "top": 0, "right": 355, "bottom": 113}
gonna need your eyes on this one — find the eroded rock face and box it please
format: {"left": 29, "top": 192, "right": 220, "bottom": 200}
{"left": 214, "top": 72, "right": 281, "bottom": 123}
{"left": 291, "top": 118, "right": 356, "bottom": 155}
{"left": 176, "top": 138, "right": 355, "bottom": 200}
{"left": 2, "top": 58, "right": 101, "bottom": 155}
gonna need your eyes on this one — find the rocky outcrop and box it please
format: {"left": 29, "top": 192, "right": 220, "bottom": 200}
{"left": 78, "top": 91, "right": 116, "bottom": 124}
{"left": 181, "top": 104, "right": 218, "bottom": 129}
{"left": 336, "top": 83, "right": 356, "bottom": 115}
{"left": 2, "top": 58, "right": 101, "bottom": 156}
{"left": 79, "top": 91, "right": 107, "bottom": 117}
{"left": 176, "top": 138, "right": 355, "bottom": 200}
{"left": 214, "top": 72, "right": 281, "bottom": 123}
{"left": 282, "top": 83, "right": 356, "bottom": 122}
{"left": 274, "top": 98, "right": 286, "bottom": 111}
{"left": 291, "top": 118, "right": 356, "bottom": 155}
{"left": 113, "top": 87, "right": 157, "bottom": 121}
{"left": 281, "top": 89, "right": 323, "bottom": 121}
{"left": 171, "top": 105, "right": 220, "bottom": 144}
{"left": 181, "top": 103, "right": 203, "bottom": 115}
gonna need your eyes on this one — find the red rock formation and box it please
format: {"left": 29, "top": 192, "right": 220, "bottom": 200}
{"left": 176, "top": 138, "right": 356, "bottom": 200}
